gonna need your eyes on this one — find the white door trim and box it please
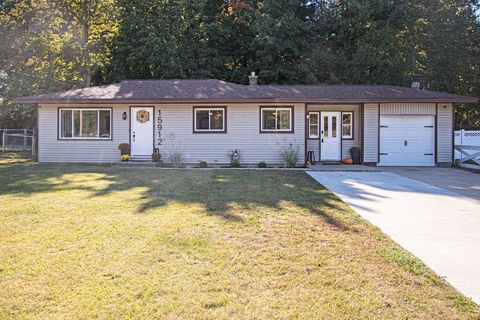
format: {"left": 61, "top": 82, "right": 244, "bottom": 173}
{"left": 130, "top": 106, "right": 154, "bottom": 157}
{"left": 320, "top": 111, "right": 342, "bottom": 161}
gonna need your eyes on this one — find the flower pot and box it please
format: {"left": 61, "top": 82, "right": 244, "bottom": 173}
{"left": 351, "top": 151, "right": 361, "bottom": 164}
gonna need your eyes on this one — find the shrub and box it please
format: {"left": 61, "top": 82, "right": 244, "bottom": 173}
{"left": 350, "top": 146, "right": 361, "bottom": 153}
{"left": 230, "top": 160, "right": 240, "bottom": 168}
{"left": 199, "top": 160, "right": 208, "bottom": 168}
{"left": 258, "top": 161, "right": 267, "bottom": 168}
{"left": 120, "top": 154, "right": 130, "bottom": 161}
{"left": 281, "top": 144, "right": 299, "bottom": 168}
{"left": 170, "top": 151, "right": 183, "bottom": 168}
{"left": 118, "top": 143, "right": 130, "bottom": 155}
{"left": 152, "top": 151, "right": 161, "bottom": 162}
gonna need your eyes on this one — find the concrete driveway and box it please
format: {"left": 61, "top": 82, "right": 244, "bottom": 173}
{"left": 307, "top": 170, "right": 480, "bottom": 304}
{"left": 384, "top": 167, "right": 480, "bottom": 201}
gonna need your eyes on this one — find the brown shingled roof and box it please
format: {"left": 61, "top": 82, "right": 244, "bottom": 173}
{"left": 15, "top": 79, "right": 478, "bottom": 104}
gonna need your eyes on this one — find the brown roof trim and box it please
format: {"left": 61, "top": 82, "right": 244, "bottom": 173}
{"left": 16, "top": 97, "right": 479, "bottom": 105}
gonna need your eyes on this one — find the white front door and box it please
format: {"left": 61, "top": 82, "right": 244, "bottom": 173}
{"left": 130, "top": 107, "right": 154, "bottom": 157}
{"left": 320, "top": 112, "right": 341, "bottom": 161}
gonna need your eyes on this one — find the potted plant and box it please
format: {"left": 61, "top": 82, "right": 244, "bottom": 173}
{"left": 152, "top": 151, "right": 161, "bottom": 162}
{"left": 118, "top": 143, "right": 130, "bottom": 156}
{"left": 350, "top": 147, "right": 361, "bottom": 164}
{"left": 120, "top": 154, "right": 130, "bottom": 162}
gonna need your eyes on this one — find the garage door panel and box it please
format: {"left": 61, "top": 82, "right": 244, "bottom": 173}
{"left": 379, "top": 115, "right": 435, "bottom": 167}
{"left": 381, "top": 116, "right": 434, "bottom": 127}
{"left": 380, "top": 130, "right": 434, "bottom": 141}
{"left": 380, "top": 154, "right": 433, "bottom": 165}
{"left": 381, "top": 145, "right": 433, "bottom": 154}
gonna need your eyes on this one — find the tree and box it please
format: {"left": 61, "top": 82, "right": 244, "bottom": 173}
{"left": 0, "top": 0, "right": 118, "bottom": 128}
{"left": 311, "top": 0, "right": 414, "bottom": 85}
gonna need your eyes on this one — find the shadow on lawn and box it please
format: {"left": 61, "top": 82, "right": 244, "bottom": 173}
{"left": 0, "top": 164, "right": 351, "bottom": 230}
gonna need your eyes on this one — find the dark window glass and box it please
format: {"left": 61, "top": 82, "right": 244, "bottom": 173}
{"left": 332, "top": 116, "right": 337, "bottom": 137}
{"left": 73, "top": 110, "right": 81, "bottom": 137}
{"left": 309, "top": 113, "right": 318, "bottom": 138}
{"left": 323, "top": 116, "right": 328, "bottom": 137}
{"left": 342, "top": 113, "right": 353, "bottom": 138}
{"left": 262, "top": 110, "right": 276, "bottom": 130}
{"left": 196, "top": 110, "right": 210, "bottom": 130}
{"left": 81, "top": 110, "right": 98, "bottom": 137}
{"left": 277, "top": 110, "right": 291, "bottom": 130}
{"left": 61, "top": 110, "right": 72, "bottom": 138}
{"left": 99, "top": 110, "right": 111, "bottom": 138}
{"left": 210, "top": 110, "right": 223, "bottom": 130}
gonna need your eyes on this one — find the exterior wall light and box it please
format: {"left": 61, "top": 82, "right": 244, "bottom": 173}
{"left": 122, "top": 112, "right": 127, "bottom": 120}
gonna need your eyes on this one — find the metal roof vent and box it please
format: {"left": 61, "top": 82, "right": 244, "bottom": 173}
{"left": 248, "top": 71, "right": 258, "bottom": 86}
{"left": 411, "top": 74, "right": 421, "bottom": 89}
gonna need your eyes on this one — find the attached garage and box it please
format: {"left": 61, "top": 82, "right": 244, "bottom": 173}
{"left": 379, "top": 115, "right": 435, "bottom": 166}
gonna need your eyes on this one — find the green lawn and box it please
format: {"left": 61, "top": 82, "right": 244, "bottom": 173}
{"left": 0, "top": 155, "right": 478, "bottom": 319}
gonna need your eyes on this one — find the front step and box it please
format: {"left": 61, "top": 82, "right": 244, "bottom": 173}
{"left": 130, "top": 156, "right": 151, "bottom": 162}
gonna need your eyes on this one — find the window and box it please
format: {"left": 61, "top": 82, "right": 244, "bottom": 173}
{"left": 194, "top": 107, "right": 226, "bottom": 132}
{"left": 342, "top": 112, "right": 353, "bottom": 139}
{"left": 59, "top": 108, "right": 111, "bottom": 139}
{"left": 308, "top": 112, "right": 319, "bottom": 138}
{"left": 260, "top": 107, "right": 293, "bottom": 132}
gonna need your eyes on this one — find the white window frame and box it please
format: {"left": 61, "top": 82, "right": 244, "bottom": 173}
{"left": 59, "top": 108, "right": 112, "bottom": 139}
{"left": 308, "top": 112, "right": 319, "bottom": 138}
{"left": 260, "top": 107, "right": 293, "bottom": 132}
{"left": 193, "top": 107, "right": 226, "bottom": 132}
{"left": 341, "top": 112, "right": 353, "bottom": 139}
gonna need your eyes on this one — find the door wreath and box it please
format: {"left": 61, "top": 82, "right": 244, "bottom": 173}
{"left": 136, "top": 110, "right": 150, "bottom": 123}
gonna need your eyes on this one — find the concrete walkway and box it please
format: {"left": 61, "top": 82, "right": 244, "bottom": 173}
{"left": 307, "top": 171, "right": 480, "bottom": 304}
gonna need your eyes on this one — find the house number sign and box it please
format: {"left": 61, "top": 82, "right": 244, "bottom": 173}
{"left": 157, "top": 109, "right": 163, "bottom": 145}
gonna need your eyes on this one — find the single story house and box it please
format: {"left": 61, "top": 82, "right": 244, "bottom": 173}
{"left": 16, "top": 74, "right": 478, "bottom": 166}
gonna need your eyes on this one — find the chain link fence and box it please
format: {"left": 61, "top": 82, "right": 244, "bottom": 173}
{"left": 1, "top": 129, "right": 36, "bottom": 155}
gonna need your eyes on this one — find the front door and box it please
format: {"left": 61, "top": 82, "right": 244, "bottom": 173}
{"left": 130, "top": 107, "right": 154, "bottom": 157}
{"left": 320, "top": 112, "right": 341, "bottom": 161}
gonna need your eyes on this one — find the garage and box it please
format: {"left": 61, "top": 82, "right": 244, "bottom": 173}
{"left": 379, "top": 115, "right": 435, "bottom": 166}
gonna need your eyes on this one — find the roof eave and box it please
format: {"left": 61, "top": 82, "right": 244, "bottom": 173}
{"left": 15, "top": 97, "right": 479, "bottom": 105}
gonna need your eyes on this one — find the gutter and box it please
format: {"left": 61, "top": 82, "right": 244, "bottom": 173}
{"left": 14, "top": 97, "right": 480, "bottom": 105}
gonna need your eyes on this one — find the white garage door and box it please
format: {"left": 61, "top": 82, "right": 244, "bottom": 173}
{"left": 379, "top": 115, "right": 435, "bottom": 166}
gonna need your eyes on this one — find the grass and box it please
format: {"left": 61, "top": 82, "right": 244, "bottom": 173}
{"left": 0, "top": 154, "right": 479, "bottom": 319}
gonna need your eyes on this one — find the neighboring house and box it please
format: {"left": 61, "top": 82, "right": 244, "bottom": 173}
{"left": 16, "top": 74, "right": 478, "bottom": 166}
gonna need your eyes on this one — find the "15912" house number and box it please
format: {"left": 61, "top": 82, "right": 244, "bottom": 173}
{"left": 157, "top": 109, "right": 163, "bottom": 145}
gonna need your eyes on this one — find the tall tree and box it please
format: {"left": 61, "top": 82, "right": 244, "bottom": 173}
{"left": 0, "top": 0, "right": 117, "bottom": 128}
{"left": 311, "top": 0, "right": 414, "bottom": 85}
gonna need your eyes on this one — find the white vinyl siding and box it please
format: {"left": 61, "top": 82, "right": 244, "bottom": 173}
{"left": 363, "top": 104, "right": 379, "bottom": 163}
{"left": 437, "top": 104, "right": 454, "bottom": 163}
{"left": 156, "top": 104, "right": 304, "bottom": 165}
{"left": 38, "top": 105, "right": 128, "bottom": 163}
{"left": 39, "top": 103, "right": 304, "bottom": 164}
{"left": 380, "top": 103, "right": 436, "bottom": 115}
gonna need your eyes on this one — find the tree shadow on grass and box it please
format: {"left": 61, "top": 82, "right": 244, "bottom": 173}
{"left": 0, "top": 164, "right": 351, "bottom": 231}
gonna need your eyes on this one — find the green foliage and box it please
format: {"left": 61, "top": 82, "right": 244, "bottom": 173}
{"left": 0, "top": 0, "right": 118, "bottom": 128}
{"left": 257, "top": 161, "right": 267, "bottom": 168}
{"left": 281, "top": 144, "right": 299, "bottom": 168}
{"left": 2, "top": 0, "right": 480, "bottom": 128}
{"left": 350, "top": 146, "right": 361, "bottom": 153}
{"left": 199, "top": 160, "right": 208, "bottom": 168}
{"left": 230, "top": 160, "right": 240, "bottom": 168}
{"left": 170, "top": 151, "right": 183, "bottom": 168}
